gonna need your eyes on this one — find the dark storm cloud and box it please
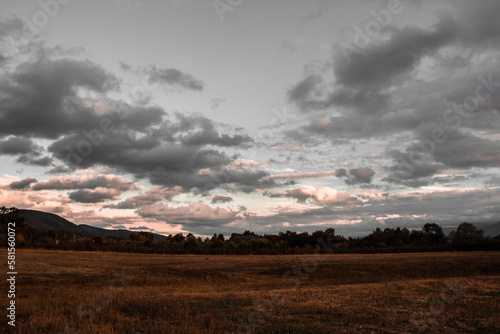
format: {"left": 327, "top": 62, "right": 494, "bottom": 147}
{"left": 228, "top": 170, "right": 276, "bottom": 193}
{"left": 48, "top": 124, "right": 271, "bottom": 192}
{"left": 119, "top": 106, "right": 166, "bottom": 132}
{"left": 386, "top": 149, "right": 444, "bottom": 178}
{"left": 287, "top": 74, "right": 326, "bottom": 111}
{"left": 50, "top": 133, "right": 225, "bottom": 172}
{"left": 0, "top": 137, "right": 40, "bottom": 155}
{"left": 334, "top": 24, "right": 457, "bottom": 91}
{"left": 382, "top": 147, "right": 444, "bottom": 186}
{"left": 326, "top": 87, "right": 390, "bottom": 116}
{"left": 331, "top": 0, "right": 500, "bottom": 99}
{"left": 158, "top": 113, "right": 254, "bottom": 148}
{"left": 68, "top": 189, "right": 119, "bottom": 203}
{"left": 385, "top": 124, "right": 500, "bottom": 183}
{"left": 289, "top": 21, "right": 458, "bottom": 114}
{"left": 456, "top": 0, "right": 500, "bottom": 48}
{"left": 0, "top": 137, "right": 51, "bottom": 166}
{"left": 383, "top": 125, "right": 500, "bottom": 186}
{"left": 0, "top": 58, "right": 119, "bottom": 139}
{"left": 9, "top": 177, "right": 38, "bottom": 190}
{"left": 212, "top": 195, "right": 233, "bottom": 204}
{"left": 283, "top": 0, "right": 500, "bottom": 187}
{"left": 336, "top": 167, "right": 375, "bottom": 185}
{"left": 30, "top": 175, "right": 137, "bottom": 204}
{"left": 335, "top": 168, "right": 347, "bottom": 178}
{"left": 429, "top": 128, "right": 500, "bottom": 169}
{"left": 0, "top": 20, "right": 276, "bottom": 195}
{"left": 146, "top": 65, "right": 204, "bottom": 91}
{"left": 39, "top": 106, "right": 263, "bottom": 192}
{"left": 347, "top": 167, "right": 376, "bottom": 184}
{"left": 147, "top": 168, "right": 275, "bottom": 193}
{"left": 288, "top": 0, "right": 500, "bottom": 117}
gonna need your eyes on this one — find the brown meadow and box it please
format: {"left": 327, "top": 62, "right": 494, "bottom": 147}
{"left": 1, "top": 250, "right": 499, "bottom": 333}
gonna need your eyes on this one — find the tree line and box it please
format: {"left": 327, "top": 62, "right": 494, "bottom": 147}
{"left": 1, "top": 207, "right": 499, "bottom": 254}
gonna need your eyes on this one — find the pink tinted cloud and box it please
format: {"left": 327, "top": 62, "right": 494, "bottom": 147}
{"left": 282, "top": 186, "right": 361, "bottom": 206}
{"left": 316, "top": 117, "right": 331, "bottom": 129}
{"left": 232, "top": 158, "right": 268, "bottom": 168}
{"left": 138, "top": 202, "right": 240, "bottom": 224}
{"left": 0, "top": 188, "right": 72, "bottom": 213}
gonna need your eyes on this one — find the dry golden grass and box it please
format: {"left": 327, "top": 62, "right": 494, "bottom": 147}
{"left": 1, "top": 250, "right": 499, "bottom": 333}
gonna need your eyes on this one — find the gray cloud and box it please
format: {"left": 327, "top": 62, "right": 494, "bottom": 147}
{"left": 348, "top": 167, "right": 376, "bottom": 184}
{"left": 146, "top": 65, "right": 204, "bottom": 91}
{"left": 165, "top": 113, "right": 254, "bottom": 148}
{"left": 0, "top": 18, "right": 24, "bottom": 40}
{"left": 287, "top": 74, "right": 326, "bottom": 111}
{"left": 429, "top": 128, "right": 500, "bottom": 169}
{"left": 68, "top": 189, "right": 120, "bottom": 203}
{"left": 336, "top": 167, "right": 375, "bottom": 185}
{"left": 16, "top": 155, "right": 53, "bottom": 167}
{"left": 108, "top": 187, "right": 181, "bottom": 209}
{"left": 289, "top": 0, "right": 500, "bottom": 118}
{"left": 383, "top": 125, "right": 500, "bottom": 187}
{"left": 334, "top": 24, "right": 457, "bottom": 91}
{"left": 282, "top": 0, "right": 500, "bottom": 189}
{"left": 0, "top": 58, "right": 119, "bottom": 139}
{"left": 212, "top": 195, "right": 233, "bottom": 204}
{"left": 210, "top": 98, "right": 225, "bottom": 109}
{"left": 9, "top": 177, "right": 38, "bottom": 190}
{"left": 0, "top": 137, "right": 52, "bottom": 166}
{"left": 382, "top": 148, "right": 444, "bottom": 186}
{"left": 0, "top": 137, "right": 40, "bottom": 155}
{"left": 0, "top": 27, "right": 266, "bottom": 194}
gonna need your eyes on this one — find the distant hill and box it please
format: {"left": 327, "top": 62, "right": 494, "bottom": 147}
{"left": 18, "top": 209, "right": 166, "bottom": 240}
{"left": 481, "top": 222, "right": 500, "bottom": 237}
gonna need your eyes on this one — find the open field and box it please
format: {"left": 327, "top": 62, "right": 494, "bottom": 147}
{"left": 1, "top": 250, "right": 499, "bottom": 333}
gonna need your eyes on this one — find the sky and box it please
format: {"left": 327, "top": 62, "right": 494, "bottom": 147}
{"left": 0, "top": 0, "right": 499, "bottom": 238}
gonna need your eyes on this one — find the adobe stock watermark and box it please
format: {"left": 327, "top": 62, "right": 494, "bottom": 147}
{"left": 337, "top": 0, "right": 408, "bottom": 63}
{"left": 213, "top": 0, "right": 244, "bottom": 21}
{"left": 392, "top": 73, "right": 499, "bottom": 183}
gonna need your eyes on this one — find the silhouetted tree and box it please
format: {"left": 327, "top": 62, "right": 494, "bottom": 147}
{"left": 422, "top": 223, "right": 445, "bottom": 243}
{"left": 450, "top": 222, "right": 485, "bottom": 250}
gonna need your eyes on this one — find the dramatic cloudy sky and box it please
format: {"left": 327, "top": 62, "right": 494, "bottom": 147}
{"left": 1, "top": 0, "right": 499, "bottom": 237}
